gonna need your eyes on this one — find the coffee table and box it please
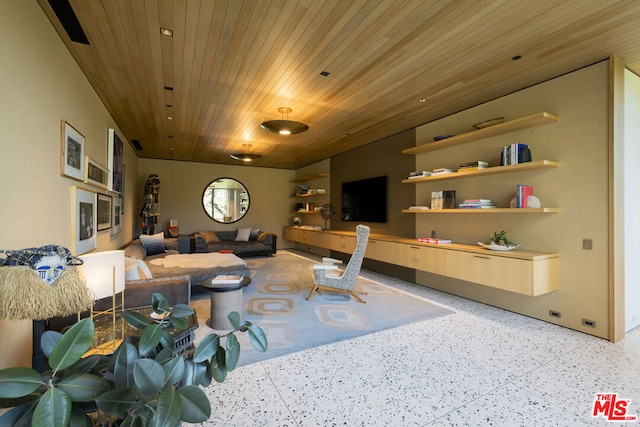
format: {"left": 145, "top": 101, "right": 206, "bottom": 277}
{"left": 201, "top": 276, "right": 251, "bottom": 329}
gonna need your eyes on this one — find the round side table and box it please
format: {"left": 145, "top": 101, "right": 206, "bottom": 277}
{"left": 201, "top": 276, "right": 251, "bottom": 329}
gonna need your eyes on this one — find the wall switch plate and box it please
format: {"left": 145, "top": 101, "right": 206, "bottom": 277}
{"left": 582, "top": 239, "right": 592, "bottom": 250}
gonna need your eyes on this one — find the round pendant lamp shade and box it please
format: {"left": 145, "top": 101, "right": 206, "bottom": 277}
{"left": 231, "top": 143, "right": 262, "bottom": 162}
{"left": 261, "top": 108, "right": 309, "bottom": 135}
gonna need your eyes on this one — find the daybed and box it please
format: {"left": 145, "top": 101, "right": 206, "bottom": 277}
{"left": 123, "top": 235, "right": 251, "bottom": 291}
{"left": 192, "top": 228, "right": 277, "bottom": 257}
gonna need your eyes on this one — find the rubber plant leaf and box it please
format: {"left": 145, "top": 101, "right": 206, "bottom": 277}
{"left": 178, "top": 385, "right": 211, "bottom": 423}
{"left": 0, "top": 367, "right": 43, "bottom": 399}
{"left": 134, "top": 359, "right": 166, "bottom": 397}
{"left": 48, "top": 318, "right": 94, "bottom": 372}
{"left": 153, "top": 386, "right": 182, "bottom": 427}
{"left": 32, "top": 386, "right": 71, "bottom": 427}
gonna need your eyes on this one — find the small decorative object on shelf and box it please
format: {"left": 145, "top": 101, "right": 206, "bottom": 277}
{"left": 479, "top": 230, "right": 521, "bottom": 251}
{"left": 292, "top": 216, "right": 302, "bottom": 226}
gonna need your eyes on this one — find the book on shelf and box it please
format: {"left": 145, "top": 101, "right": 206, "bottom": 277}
{"left": 211, "top": 275, "right": 244, "bottom": 285}
{"left": 458, "top": 160, "right": 488, "bottom": 171}
{"left": 418, "top": 237, "right": 452, "bottom": 244}
{"left": 431, "top": 168, "right": 453, "bottom": 175}
{"left": 516, "top": 185, "right": 534, "bottom": 208}
{"left": 459, "top": 198, "right": 495, "bottom": 208}
{"left": 459, "top": 203, "right": 497, "bottom": 208}
{"left": 408, "top": 170, "right": 431, "bottom": 178}
{"left": 501, "top": 143, "right": 529, "bottom": 166}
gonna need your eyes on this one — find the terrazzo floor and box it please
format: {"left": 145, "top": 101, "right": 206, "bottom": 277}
{"left": 188, "top": 251, "right": 640, "bottom": 427}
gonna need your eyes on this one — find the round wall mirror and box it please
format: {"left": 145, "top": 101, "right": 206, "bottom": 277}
{"left": 202, "top": 178, "right": 250, "bottom": 223}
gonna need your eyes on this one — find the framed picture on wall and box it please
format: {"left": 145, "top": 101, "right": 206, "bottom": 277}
{"left": 84, "top": 156, "right": 109, "bottom": 190}
{"left": 111, "top": 196, "right": 122, "bottom": 235}
{"left": 61, "top": 121, "right": 85, "bottom": 181}
{"left": 97, "top": 193, "right": 112, "bottom": 231}
{"left": 71, "top": 186, "right": 96, "bottom": 255}
{"left": 108, "top": 128, "right": 124, "bottom": 194}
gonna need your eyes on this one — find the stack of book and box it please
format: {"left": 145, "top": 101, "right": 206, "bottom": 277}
{"left": 500, "top": 143, "right": 530, "bottom": 165}
{"left": 417, "top": 237, "right": 452, "bottom": 244}
{"left": 407, "top": 170, "right": 431, "bottom": 179}
{"left": 211, "top": 275, "right": 244, "bottom": 285}
{"left": 458, "top": 160, "right": 488, "bottom": 171}
{"left": 431, "top": 167, "right": 453, "bottom": 176}
{"left": 458, "top": 199, "right": 496, "bottom": 209}
{"left": 516, "top": 185, "right": 534, "bottom": 208}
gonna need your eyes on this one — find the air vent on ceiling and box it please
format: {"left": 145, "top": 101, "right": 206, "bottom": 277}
{"left": 47, "top": 0, "right": 90, "bottom": 45}
{"left": 131, "top": 139, "right": 143, "bottom": 151}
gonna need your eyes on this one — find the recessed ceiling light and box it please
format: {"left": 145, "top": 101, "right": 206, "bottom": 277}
{"left": 167, "top": 116, "right": 173, "bottom": 120}
{"left": 418, "top": 98, "right": 427, "bottom": 103}
{"left": 160, "top": 27, "right": 173, "bottom": 37}
{"left": 320, "top": 71, "right": 330, "bottom": 77}
{"left": 512, "top": 55, "right": 522, "bottom": 61}
{"left": 164, "top": 86, "right": 173, "bottom": 91}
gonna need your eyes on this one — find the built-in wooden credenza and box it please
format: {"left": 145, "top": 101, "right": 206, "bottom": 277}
{"left": 284, "top": 226, "right": 559, "bottom": 297}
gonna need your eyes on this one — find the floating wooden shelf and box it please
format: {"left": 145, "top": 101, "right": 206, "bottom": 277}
{"left": 292, "top": 192, "right": 330, "bottom": 197}
{"left": 290, "top": 173, "right": 329, "bottom": 183}
{"left": 402, "top": 160, "right": 559, "bottom": 183}
{"left": 402, "top": 208, "right": 560, "bottom": 214}
{"left": 402, "top": 112, "right": 559, "bottom": 155}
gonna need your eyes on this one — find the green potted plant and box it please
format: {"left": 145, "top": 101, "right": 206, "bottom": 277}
{"left": 0, "top": 293, "right": 267, "bottom": 426}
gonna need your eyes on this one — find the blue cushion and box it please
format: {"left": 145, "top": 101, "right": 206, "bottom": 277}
{"left": 249, "top": 228, "right": 261, "bottom": 241}
{"left": 140, "top": 232, "right": 166, "bottom": 256}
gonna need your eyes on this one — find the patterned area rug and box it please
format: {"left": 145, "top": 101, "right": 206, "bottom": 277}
{"left": 190, "top": 250, "right": 453, "bottom": 367}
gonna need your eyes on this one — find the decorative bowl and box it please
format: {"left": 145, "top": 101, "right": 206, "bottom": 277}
{"left": 478, "top": 242, "right": 521, "bottom": 251}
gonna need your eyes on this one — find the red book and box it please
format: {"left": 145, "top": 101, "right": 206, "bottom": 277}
{"left": 517, "top": 185, "right": 534, "bottom": 208}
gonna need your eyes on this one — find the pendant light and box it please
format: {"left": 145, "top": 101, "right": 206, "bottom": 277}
{"left": 260, "top": 107, "right": 309, "bottom": 135}
{"left": 230, "top": 143, "right": 262, "bottom": 162}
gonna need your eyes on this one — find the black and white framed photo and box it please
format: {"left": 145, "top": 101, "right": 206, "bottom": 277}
{"left": 84, "top": 156, "right": 109, "bottom": 190}
{"left": 97, "top": 193, "right": 112, "bottom": 231}
{"left": 108, "top": 128, "right": 124, "bottom": 194}
{"left": 71, "top": 186, "right": 96, "bottom": 255}
{"left": 61, "top": 121, "right": 85, "bottom": 181}
{"left": 111, "top": 196, "right": 122, "bottom": 235}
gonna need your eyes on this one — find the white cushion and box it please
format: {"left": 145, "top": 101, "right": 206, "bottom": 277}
{"left": 235, "top": 227, "right": 252, "bottom": 241}
{"left": 124, "top": 256, "right": 153, "bottom": 281}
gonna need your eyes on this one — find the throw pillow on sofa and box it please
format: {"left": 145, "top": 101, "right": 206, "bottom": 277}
{"left": 235, "top": 227, "right": 252, "bottom": 241}
{"left": 140, "top": 232, "right": 166, "bottom": 255}
{"left": 124, "top": 257, "right": 153, "bottom": 281}
{"left": 200, "top": 230, "right": 220, "bottom": 243}
{"left": 249, "top": 228, "right": 261, "bottom": 241}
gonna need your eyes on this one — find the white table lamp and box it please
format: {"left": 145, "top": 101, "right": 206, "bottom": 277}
{"left": 77, "top": 250, "right": 125, "bottom": 354}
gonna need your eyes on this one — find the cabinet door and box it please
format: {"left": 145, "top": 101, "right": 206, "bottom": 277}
{"left": 365, "top": 239, "right": 399, "bottom": 262}
{"left": 312, "top": 231, "right": 331, "bottom": 248}
{"left": 331, "top": 235, "right": 356, "bottom": 253}
{"left": 445, "top": 251, "right": 535, "bottom": 295}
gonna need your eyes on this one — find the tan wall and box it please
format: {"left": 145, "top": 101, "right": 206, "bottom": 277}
{"left": 137, "top": 159, "right": 294, "bottom": 245}
{"left": 330, "top": 129, "right": 416, "bottom": 237}
{"left": 413, "top": 62, "right": 610, "bottom": 338}
{"left": 0, "top": 2, "right": 138, "bottom": 368}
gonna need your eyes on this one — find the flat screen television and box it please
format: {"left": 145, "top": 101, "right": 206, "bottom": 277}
{"left": 341, "top": 175, "right": 387, "bottom": 223}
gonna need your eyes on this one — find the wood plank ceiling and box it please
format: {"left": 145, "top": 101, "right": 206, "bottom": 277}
{"left": 38, "top": 0, "right": 640, "bottom": 169}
